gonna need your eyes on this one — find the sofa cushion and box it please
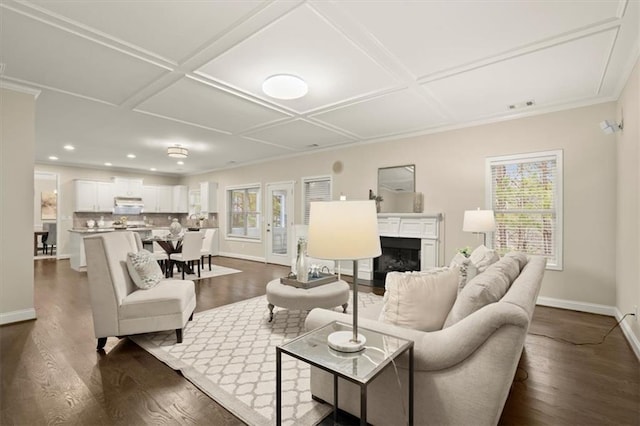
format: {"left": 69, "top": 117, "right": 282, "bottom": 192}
{"left": 490, "top": 255, "right": 521, "bottom": 284}
{"left": 379, "top": 267, "right": 459, "bottom": 332}
{"left": 443, "top": 265, "right": 511, "bottom": 327}
{"left": 126, "top": 249, "right": 164, "bottom": 290}
{"left": 449, "top": 252, "right": 477, "bottom": 291}
{"left": 469, "top": 245, "right": 500, "bottom": 272}
{"left": 504, "top": 251, "right": 528, "bottom": 271}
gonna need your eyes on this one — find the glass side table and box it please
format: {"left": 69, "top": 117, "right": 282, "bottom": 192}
{"left": 276, "top": 321, "right": 414, "bottom": 426}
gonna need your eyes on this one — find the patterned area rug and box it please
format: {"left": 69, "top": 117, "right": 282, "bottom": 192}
{"left": 131, "top": 291, "right": 383, "bottom": 426}
{"left": 168, "top": 264, "right": 242, "bottom": 281}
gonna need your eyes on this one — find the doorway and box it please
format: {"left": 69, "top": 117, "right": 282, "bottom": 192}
{"left": 34, "top": 171, "right": 59, "bottom": 259}
{"left": 265, "top": 182, "right": 294, "bottom": 266}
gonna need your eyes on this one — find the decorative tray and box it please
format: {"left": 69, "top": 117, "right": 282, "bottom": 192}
{"left": 280, "top": 273, "right": 338, "bottom": 289}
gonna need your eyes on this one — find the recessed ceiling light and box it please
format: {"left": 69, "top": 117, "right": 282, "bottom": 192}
{"left": 177, "top": 161, "right": 184, "bottom": 165}
{"left": 262, "top": 74, "right": 308, "bottom": 100}
{"left": 104, "top": 162, "right": 112, "bottom": 166}
{"left": 48, "top": 156, "right": 58, "bottom": 160}
{"left": 150, "top": 167, "right": 157, "bottom": 171}
{"left": 127, "top": 153, "right": 136, "bottom": 159}
{"left": 63, "top": 144, "right": 75, "bottom": 151}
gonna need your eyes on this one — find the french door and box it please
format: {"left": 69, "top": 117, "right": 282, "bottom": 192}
{"left": 265, "top": 182, "right": 294, "bottom": 266}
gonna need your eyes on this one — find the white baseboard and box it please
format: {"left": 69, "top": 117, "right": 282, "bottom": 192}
{"left": 615, "top": 308, "right": 640, "bottom": 361}
{"left": 0, "top": 308, "right": 36, "bottom": 325}
{"left": 536, "top": 296, "right": 640, "bottom": 361}
{"left": 57, "top": 254, "right": 70, "bottom": 260}
{"left": 536, "top": 296, "right": 617, "bottom": 316}
{"left": 218, "top": 251, "right": 265, "bottom": 263}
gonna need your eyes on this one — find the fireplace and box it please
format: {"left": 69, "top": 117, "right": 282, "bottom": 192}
{"left": 373, "top": 236, "right": 421, "bottom": 285}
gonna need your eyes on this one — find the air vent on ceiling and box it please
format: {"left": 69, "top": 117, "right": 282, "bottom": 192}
{"left": 508, "top": 99, "right": 535, "bottom": 110}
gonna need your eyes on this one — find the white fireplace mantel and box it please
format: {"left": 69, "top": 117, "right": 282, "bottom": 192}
{"left": 377, "top": 213, "right": 443, "bottom": 271}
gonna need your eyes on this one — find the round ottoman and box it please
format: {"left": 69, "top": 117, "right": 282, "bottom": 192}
{"left": 266, "top": 279, "right": 350, "bottom": 322}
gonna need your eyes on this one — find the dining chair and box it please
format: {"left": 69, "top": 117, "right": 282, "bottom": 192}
{"left": 200, "top": 228, "right": 217, "bottom": 271}
{"left": 43, "top": 223, "right": 57, "bottom": 255}
{"left": 171, "top": 231, "right": 203, "bottom": 279}
{"left": 150, "top": 229, "right": 170, "bottom": 277}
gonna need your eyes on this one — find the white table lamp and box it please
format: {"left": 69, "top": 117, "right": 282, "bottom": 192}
{"left": 463, "top": 208, "right": 496, "bottom": 246}
{"left": 307, "top": 200, "right": 381, "bottom": 352}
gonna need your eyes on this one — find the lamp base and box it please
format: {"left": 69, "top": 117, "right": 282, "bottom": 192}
{"left": 327, "top": 331, "right": 366, "bottom": 352}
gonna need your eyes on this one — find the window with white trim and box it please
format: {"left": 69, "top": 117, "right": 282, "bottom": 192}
{"left": 486, "top": 150, "right": 563, "bottom": 269}
{"left": 227, "top": 184, "right": 261, "bottom": 240}
{"left": 302, "top": 176, "right": 331, "bottom": 225}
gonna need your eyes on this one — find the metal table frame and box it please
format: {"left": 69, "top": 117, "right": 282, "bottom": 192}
{"left": 276, "top": 321, "right": 414, "bottom": 426}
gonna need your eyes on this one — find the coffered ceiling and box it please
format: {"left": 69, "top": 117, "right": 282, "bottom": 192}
{"left": 1, "top": 0, "right": 638, "bottom": 175}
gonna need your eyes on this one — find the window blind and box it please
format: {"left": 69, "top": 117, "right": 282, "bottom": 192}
{"left": 487, "top": 151, "right": 562, "bottom": 269}
{"left": 303, "top": 177, "right": 331, "bottom": 225}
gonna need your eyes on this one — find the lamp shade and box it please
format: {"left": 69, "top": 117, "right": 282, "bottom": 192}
{"left": 307, "top": 200, "right": 381, "bottom": 260}
{"left": 463, "top": 209, "right": 496, "bottom": 233}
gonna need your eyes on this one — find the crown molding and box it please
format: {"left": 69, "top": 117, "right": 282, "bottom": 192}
{"left": 0, "top": 80, "right": 42, "bottom": 98}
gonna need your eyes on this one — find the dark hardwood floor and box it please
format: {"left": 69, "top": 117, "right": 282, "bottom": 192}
{"left": 1, "top": 258, "right": 638, "bottom": 425}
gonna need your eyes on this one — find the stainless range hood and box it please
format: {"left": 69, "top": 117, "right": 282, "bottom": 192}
{"left": 113, "top": 197, "right": 144, "bottom": 215}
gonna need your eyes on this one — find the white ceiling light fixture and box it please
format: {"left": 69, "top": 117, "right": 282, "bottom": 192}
{"left": 177, "top": 160, "right": 184, "bottom": 165}
{"left": 48, "top": 156, "right": 58, "bottom": 160}
{"left": 167, "top": 145, "right": 188, "bottom": 158}
{"left": 63, "top": 144, "right": 75, "bottom": 151}
{"left": 127, "top": 153, "right": 136, "bottom": 159}
{"left": 104, "top": 162, "right": 112, "bottom": 166}
{"left": 262, "top": 74, "right": 308, "bottom": 100}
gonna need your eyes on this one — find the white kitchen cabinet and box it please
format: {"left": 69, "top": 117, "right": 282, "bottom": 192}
{"left": 142, "top": 186, "right": 157, "bottom": 212}
{"left": 143, "top": 185, "right": 175, "bottom": 213}
{"left": 173, "top": 185, "right": 188, "bottom": 213}
{"left": 113, "top": 177, "right": 143, "bottom": 197}
{"left": 74, "top": 180, "right": 114, "bottom": 212}
{"left": 200, "top": 181, "right": 218, "bottom": 213}
{"left": 157, "top": 186, "right": 173, "bottom": 212}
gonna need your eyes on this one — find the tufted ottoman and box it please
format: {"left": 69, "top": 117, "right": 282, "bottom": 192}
{"left": 266, "top": 279, "right": 349, "bottom": 322}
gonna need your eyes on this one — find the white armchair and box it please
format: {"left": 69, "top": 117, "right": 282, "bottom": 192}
{"left": 84, "top": 231, "right": 197, "bottom": 350}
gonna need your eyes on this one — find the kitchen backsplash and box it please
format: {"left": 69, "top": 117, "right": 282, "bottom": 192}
{"left": 73, "top": 212, "right": 218, "bottom": 229}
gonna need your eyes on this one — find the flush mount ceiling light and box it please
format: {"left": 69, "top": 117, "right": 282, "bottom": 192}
{"left": 167, "top": 145, "right": 188, "bottom": 158}
{"left": 262, "top": 74, "right": 308, "bottom": 100}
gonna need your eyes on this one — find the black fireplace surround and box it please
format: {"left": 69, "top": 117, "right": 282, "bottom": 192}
{"left": 373, "top": 236, "right": 421, "bottom": 285}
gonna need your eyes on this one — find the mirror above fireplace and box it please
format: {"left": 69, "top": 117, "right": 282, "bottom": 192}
{"left": 378, "top": 164, "right": 418, "bottom": 213}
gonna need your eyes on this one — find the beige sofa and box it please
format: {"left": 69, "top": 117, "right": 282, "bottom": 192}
{"left": 305, "top": 255, "right": 546, "bottom": 426}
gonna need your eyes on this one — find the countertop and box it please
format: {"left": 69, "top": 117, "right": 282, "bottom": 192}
{"left": 69, "top": 226, "right": 218, "bottom": 234}
{"left": 69, "top": 227, "right": 155, "bottom": 233}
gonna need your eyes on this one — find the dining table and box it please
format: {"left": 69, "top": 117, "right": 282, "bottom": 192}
{"left": 142, "top": 234, "right": 196, "bottom": 276}
{"left": 143, "top": 234, "right": 183, "bottom": 254}
{"left": 34, "top": 231, "right": 48, "bottom": 256}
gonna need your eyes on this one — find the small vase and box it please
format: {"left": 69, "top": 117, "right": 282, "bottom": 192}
{"left": 295, "top": 238, "right": 309, "bottom": 283}
{"left": 169, "top": 218, "right": 182, "bottom": 236}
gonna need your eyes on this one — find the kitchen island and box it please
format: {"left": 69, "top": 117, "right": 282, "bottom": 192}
{"left": 68, "top": 227, "right": 154, "bottom": 271}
